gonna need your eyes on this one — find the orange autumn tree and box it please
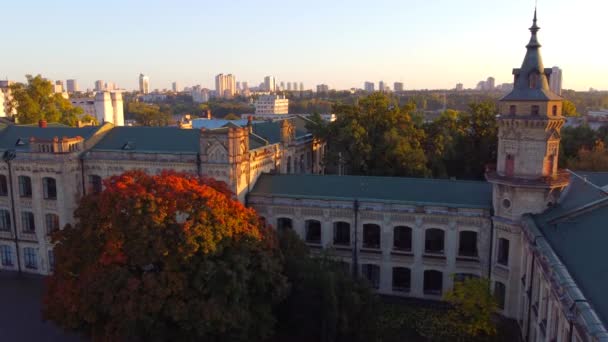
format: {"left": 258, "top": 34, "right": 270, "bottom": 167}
{"left": 43, "top": 170, "right": 287, "bottom": 341}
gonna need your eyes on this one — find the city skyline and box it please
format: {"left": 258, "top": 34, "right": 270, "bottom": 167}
{"left": 1, "top": 0, "right": 607, "bottom": 91}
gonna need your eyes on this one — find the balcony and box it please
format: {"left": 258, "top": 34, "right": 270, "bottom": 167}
{"left": 485, "top": 166, "right": 570, "bottom": 189}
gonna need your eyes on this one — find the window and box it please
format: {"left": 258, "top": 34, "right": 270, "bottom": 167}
{"left": 393, "top": 226, "right": 412, "bottom": 251}
{"left": 23, "top": 247, "right": 37, "bottom": 269}
{"left": 425, "top": 228, "right": 444, "bottom": 254}
{"left": 361, "top": 264, "right": 380, "bottom": 289}
{"left": 424, "top": 270, "right": 443, "bottom": 295}
{"left": 0, "top": 175, "right": 7, "bottom": 196}
{"left": 392, "top": 267, "right": 411, "bottom": 292}
{"left": 0, "top": 245, "right": 13, "bottom": 266}
{"left": 529, "top": 73, "right": 539, "bottom": 88}
{"left": 0, "top": 210, "right": 10, "bottom": 231}
{"left": 494, "top": 281, "right": 506, "bottom": 310}
{"left": 458, "top": 231, "right": 478, "bottom": 257}
{"left": 305, "top": 220, "right": 321, "bottom": 244}
{"left": 18, "top": 176, "right": 32, "bottom": 197}
{"left": 43, "top": 177, "right": 57, "bottom": 200}
{"left": 276, "top": 217, "right": 293, "bottom": 231}
{"left": 497, "top": 238, "right": 510, "bottom": 266}
{"left": 333, "top": 221, "right": 350, "bottom": 246}
{"left": 45, "top": 214, "right": 59, "bottom": 235}
{"left": 505, "top": 154, "right": 515, "bottom": 177}
{"left": 509, "top": 105, "right": 516, "bottom": 115}
{"left": 531, "top": 105, "right": 540, "bottom": 115}
{"left": 88, "top": 175, "right": 102, "bottom": 194}
{"left": 363, "top": 223, "right": 380, "bottom": 249}
{"left": 21, "top": 212, "right": 35, "bottom": 233}
{"left": 552, "top": 105, "right": 558, "bottom": 116}
{"left": 48, "top": 250, "right": 55, "bottom": 272}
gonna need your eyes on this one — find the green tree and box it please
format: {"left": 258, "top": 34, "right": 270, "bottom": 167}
{"left": 443, "top": 277, "right": 498, "bottom": 340}
{"left": 8, "top": 74, "right": 93, "bottom": 126}
{"left": 315, "top": 93, "right": 429, "bottom": 177}
{"left": 562, "top": 100, "right": 579, "bottom": 116}
{"left": 126, "top": 102, "right": 172, "bottom": 126}
{"left": 567, "top": 140, "right": 608, "bottom": 171}
{"left": 44, "top": 171, "right": 287, "bottom": 341}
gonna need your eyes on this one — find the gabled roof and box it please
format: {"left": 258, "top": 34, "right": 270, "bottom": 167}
{"left": 91, "top": 127, "right": 200, "bottom": 154}
{"left": 249, "top": 173, "right": 493, "bottom": 209}
{"left": 0, "top": 125, "right": 103, "bottom": 152}
{"left": 530, "top": 171, "right": 608, "bottom": 327}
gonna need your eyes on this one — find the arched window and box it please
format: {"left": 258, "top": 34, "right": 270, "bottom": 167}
{"left": 393, "top": 226, "right": 412, "bottom": 251}
{"left": 494, "top": 281, "right": 506, "bottom": 310}
{"left": 276, "top": 217, "right": 293, "bottom": 231}
{"left": 425, "top": 228, "right": 444, "bottom": 254}
{"left": 0, "top": 175, "right": 7, "bottom": 196}
{"left": 552, "top": 105, "right": 558, "bottom": 116}
{"left": 18, "top": 176, "right": 32, "bottom": 198}
{"left": 424, "top": 270, "right": 443, "bottom": 295}
{"left": 509, "top": 105, "right": 516, "bottom": 115}
{"left": 0, "top": 210, "right": 11, "bottom": 231}
{"left": 88, "top": 175, "right": 102, "bottom": 194}
{"left": 361, "top": 264, "right": 380, "bottom": 289}
{"left": 43, "top": 177, "right": 57, "bottom": 200}
{"left": 458, "top": 231, "right": 478, "bottom": 257}
{"left": 45, "top": 213, "right": 59, "bottom": 235}
{"left": 333, "top": 221, "right": 350, "bottom": 246}
{"left": 305, "top": 219, "right": 321, "bottom": 244}
{"left": 392, "top": 267, "right": 411, "bottom": 292}
{"left": 363, "top": 223, "right": 380, "bottom": 249}
{"left": 21, "top": 211, "right": 35, "bottom": 233}
{"left": 529, "top": 72, "right": 539, "bottom": 88}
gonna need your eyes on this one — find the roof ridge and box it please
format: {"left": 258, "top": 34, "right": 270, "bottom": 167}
{"left": 265, "top": 173, "right": 489, "bottom": 185}
{"left": 547, "top": 196, "right": 608, "bottom": 225}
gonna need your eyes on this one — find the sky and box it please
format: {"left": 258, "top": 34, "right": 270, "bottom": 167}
{"left": 2, "top": 0, "right": 607, "bottom": 92}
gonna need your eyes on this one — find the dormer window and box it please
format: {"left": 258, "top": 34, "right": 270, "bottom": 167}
{"left": 509, "top": 105, "right": 517, "bottom": 115}
{"left": 529, "top": 72, "right": 539, "bottom": 88}
{"left": 122, "top": 141, "right": 136, "bottom": 150}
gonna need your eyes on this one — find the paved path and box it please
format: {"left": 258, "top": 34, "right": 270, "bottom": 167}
{"left": 0, "top": 272, "right": 81, "bottom": 341}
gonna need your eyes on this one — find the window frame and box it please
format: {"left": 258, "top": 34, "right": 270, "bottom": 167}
{"left": 362, "top": 223, "right": 381, "bottom": 249}
{"left": 23, "top": 247, "right": 37, "bottom": 269}
{"left": 0, "top": 175, "right": 8, "bottom": 196}
{"left": 42, "top": 177, "right": 57, "bottom": 200}
{"left": 18, "top": 175, "right": 32, "bottom": 198}
{"left": 21, "top": 211, "right": 35, "bottom": 233}
{"left": 0, "top": 209, "right": 11, "bottom": 231}
{"left": 393, "top": 226, "right": 412, "bottom": 251}
{"left": 45, "top": 213, "right": 60, "bottom": 235}
{"left": 423, "top": 270, "right": 443, "bottom": 296}
{"left": 333, "top": 221, "right": 351, "bottom": 246}
{"left": 304, "top": 219, "right": 321, "bottom": 244}
{"left": 361, "top": 263, "right": 380, "bottom": 289}
{"left": 392, "top": 267, "right": 411, "bottom": 292}
{"left": 424, "top": 228, "right": 445, "bottom": 254}
{"left": 276, "top": 217, "right": 293, "bottom": 231}
{"left": 458, "top": 230, "right": 479, "bottom": 257}
{"left": 497, "top": 238, "right": 510, "bottom": 266}
{"left": 0, "top": 245, "right": 13, "bottom": 266}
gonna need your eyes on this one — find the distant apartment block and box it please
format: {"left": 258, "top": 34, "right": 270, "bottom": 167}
{"left": 215, "top": 74, "right": 236, "bottom": 98}
{"left": 550, "top": 66, "right": 562, "bottom": 95}
{"left": 264, "top": 76, "right": 276, "bottom": 92}
{"left": 70, "top": 91, "right": 124, "bottom": 126}
{"left": 455, "top": 83, "right": 464, "bottom": 91}
{"left": 364, "top": 81, "right": 375, "bottom": 92}
{"left": 94, "top": 80, "right": 104, "bottom": 92}
{"left": 255, "top": 94, "right": 289, "bottom": 115}
{"left": 316, "top": 84, "right": 329, "bottom": 93}
{"left": 394, "top": 82, "right": 404, "bottom": 92}
{"left": 191, "top": 86, "right": 210, "bottom": 103}
{"left": 139, "top": 74, "right": 150, "bottom": 94}
{"left": 66, "top": 79, "right": 79, "bottom": 93}
{"left": 172, "top": 82, "right": 180, "bottom": 92}
{"left": 0, "top": 81, "right": 16, "bottom": 117}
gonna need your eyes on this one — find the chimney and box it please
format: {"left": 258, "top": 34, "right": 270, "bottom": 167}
{"left": 38, "top": 119, "right": 47, "bottom": 128}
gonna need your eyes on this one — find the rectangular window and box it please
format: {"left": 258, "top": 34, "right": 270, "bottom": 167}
{"left": 21, "top": 212, "right": 35, "bottom": 233}
{"left": 362, "top": 224, "right": 381, "bottom": 249}
{"left": 333, "top": 222, "right": 351, "bottom": 246}
{"left": 0, "top": 210, "right": 11, "bottom": 231}
{"left": 0, "top": 245, "right": 13, "bottom": 266}
{"left": 458, "top": 231, "right": 478, "bottom": 257}
{"left": 531, "top": 105, "right": 540, "bottom": 115}
{"left": 24, "top": 247, "right": 37, "bottom": 269}
{"left": 0, "top": 175, "right": 8, "bottom": 196}
{"left": 43, "top": 178, "right": 57, "bottom": 200}
{"left": 494, "top": 281, "right": 506, "bottom": 310}
{"left": 361, "top": 264, "right": 380, "bottom": 289}
{"left": 45, "top": 214, "right": 59, "bottom": 235}
{"left": 393, "top": 226, "right": 412, "bottom": 251}
{"left": 497, "top": 238, "right": 510, "bottom": 266}
{"left": 18, "top": 176, "right": 32, "bottom": 197}
{"left": 392, "top": 267, "right": 411, "bottom": 292}
{"left": 88, "top": 175, "right": 102, "bottom": 194}
{"left": 305, "top": 220, "right": 321, "bottom": 244}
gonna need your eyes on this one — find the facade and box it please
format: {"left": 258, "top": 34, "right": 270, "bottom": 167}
{"left": 139, "top": 74, "right": 150, "bottom": 94}
{"left": 549, "top": 66, "right": 563, "bottom": 95}
{"left": 255, "top": 95, "right": 289, "bottom": 115}
{"left": 215, "top": 74, "right": 236, "bottom": 98}
{"left": 364, "top": 81, "right": 375, "bottom": 92}
{"left": 394, "top": 82, "right": 404, "bottom": 92}
{"left": 66, "top": 79, "right": 79, "bottom": 93}
{"left": 0, "top": 116, "right": 321, "bottom": 275}
{"left": 70, "top": 91, "right": 124, "bottom": 126}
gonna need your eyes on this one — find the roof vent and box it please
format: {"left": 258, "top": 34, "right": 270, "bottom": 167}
{"left": 122, "top": 141, "right": 136, "bottom": 150}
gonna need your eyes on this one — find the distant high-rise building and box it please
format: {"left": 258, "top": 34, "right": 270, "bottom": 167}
{"left": 242, "top": 82, "right": 249, "bottom": 91}
{"left": 191, "top": 86, "right": 209, "bottom": 103}
{"left": 394, "top": 82, "right": 404, "bottom": 92}
{"left": 264, "top": 76, "right": 276, "bottom": 92}
{"left": 66, "top": 79, "right": 79, "bottom": 93}
{"left": 255, "top": 94, "right": 289, "bottom": 115}
{"left": 549, "top": 66, "right": 562, "bottom": 95}
{"left": 105, "top": 82, "right": 115, "bottom": 91}
{"left": 455, "top": 83, "right": 464, "bottom": 91}
{"left": 53, "top": 80, "right": 64, "bottom": 93}
{"left": 316, "top": 84, "right": 329, "bottom": 93}
{"left": 486, "top": 77, "right": 496, "bottom": 90}
{"left": 236, "top": 81, "right": 241, "bottom": 91}
{"left": 139, "top": 74, "right": 150, "bottom": 94}
{"left": 172, "top": 82, "right": 180, "bottom": 92}
{"left": 94, "top": 80, "right": 104, "bottom": 92}
{"left": 0, "top": 81, "right": 16, "bottom": 117}
{"left": 476, "top": 81, "right": 486, "bottom": 91}
{"left": 287, "top": 82, "right": 292, "bottom": 91}
{"left": 364, "top": 81, "right": 375, "bottom": 92}
{"left": 299, "top": 82, "right": 304, "bottom": 91}
{"left": 215, "top": 73, "right": 236, "bottom": 98}
{"left": 279, "top": 82, "right": 285, "bottom": 91}
{"left": 379, "top": 81, "right": 385, "bottom": 93}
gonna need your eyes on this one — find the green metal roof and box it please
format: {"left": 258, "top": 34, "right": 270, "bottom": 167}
{"left": 249, "top": 173, "right": 493, "bottom": 208}
{"left": 251, "top": 119, "right": 310, "bottom": 144}
{"left": 91, "top": 127, "right": 200, "bottom": 154}
{"left": 531, "top": 172, "right": 608, "bottom": 326}
{"left": 0, "top": 125, "right": 103, "bottom": 152}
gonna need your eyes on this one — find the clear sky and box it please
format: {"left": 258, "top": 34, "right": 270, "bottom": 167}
{"left": 2, "top": 0, "right": 607, "bottom": 91}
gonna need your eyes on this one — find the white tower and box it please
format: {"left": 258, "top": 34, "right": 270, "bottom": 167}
{"left": 110, "top": 92, "right": 124, "bottom": 126}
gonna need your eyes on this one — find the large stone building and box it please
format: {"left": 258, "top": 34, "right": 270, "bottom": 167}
{"left": 69, "top": 91, "right": 125, "bottom": 126}
{"left": 255, "top": 94, "right": 289, "bottom": 115}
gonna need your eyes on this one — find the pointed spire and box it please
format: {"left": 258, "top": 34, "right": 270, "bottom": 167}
{"left": 527, "top": 8, "right": 541, "bottom": 48}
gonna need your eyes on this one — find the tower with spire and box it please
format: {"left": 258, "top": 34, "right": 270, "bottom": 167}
{"left": 487, "top": 9, "right": 569, "bottom": 221}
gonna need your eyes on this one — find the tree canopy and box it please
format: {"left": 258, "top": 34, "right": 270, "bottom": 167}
{"left": 8, "top": 74, "right": 93, "bottom": 126}
{"left": 44, "top": 171, "right": 287, "bottom": 341}
{"left": 126, "top": 102, "right": 173, "bottom": 126}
